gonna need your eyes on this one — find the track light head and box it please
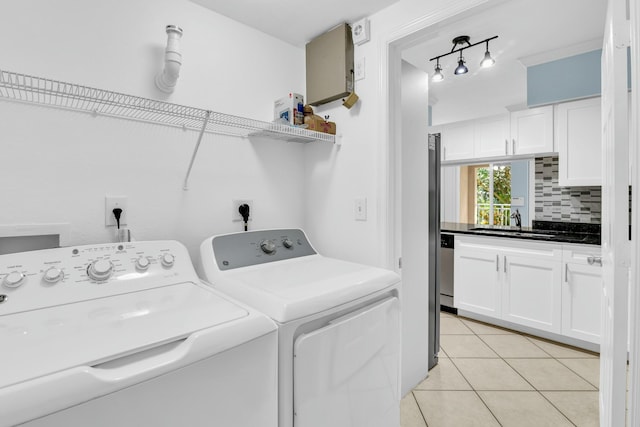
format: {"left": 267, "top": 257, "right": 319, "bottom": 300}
{"left": 480, "top": 41, "right": 495, "bottom": 68}
{"left": 432, "top": 60, "right": 444, "bottom": 82}
{"left": 454, "top": 53, "right": 468, "bottom": 75}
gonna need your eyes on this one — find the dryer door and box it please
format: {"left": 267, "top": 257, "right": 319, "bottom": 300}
{"left": 293, "top": 297, "right": 400, "bottom": 427}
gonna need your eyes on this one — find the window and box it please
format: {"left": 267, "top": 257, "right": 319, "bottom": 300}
{"left": 475, "top": 163, "right": 511, "bottom": 225}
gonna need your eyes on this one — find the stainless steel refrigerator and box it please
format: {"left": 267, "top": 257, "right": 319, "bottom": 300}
{"left": 428, "top": 133, "right": 441, "bottom": 370}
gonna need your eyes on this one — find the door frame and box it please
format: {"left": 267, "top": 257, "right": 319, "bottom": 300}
{"left": 379, "top": 0, "right": 640, "bottom": 420}
{"left": 629, "top": 0, "right": 640, "bottom": 422}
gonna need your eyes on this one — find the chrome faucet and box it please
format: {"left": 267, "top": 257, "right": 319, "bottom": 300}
{"left": 511, "top": 209, "right": 522, "bottom": 230}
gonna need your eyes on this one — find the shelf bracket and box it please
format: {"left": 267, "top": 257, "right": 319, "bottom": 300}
{"left": 182, "top": 110, "right": 212, "bottom": 191}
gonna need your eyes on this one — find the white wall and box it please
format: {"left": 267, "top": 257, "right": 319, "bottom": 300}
{"left": 0, "top": 0, "right": 307, "bottom": 258}
{"left": 303, "top": 0, "right": 488, "bottom": 266}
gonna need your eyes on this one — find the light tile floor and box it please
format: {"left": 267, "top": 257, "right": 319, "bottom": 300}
{"left": 402, "top": 311, "right": 600, "bottom": 427}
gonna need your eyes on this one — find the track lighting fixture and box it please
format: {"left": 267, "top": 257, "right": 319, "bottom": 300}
{"left": 430, "top": 35, "right": 498, "bottom": 79}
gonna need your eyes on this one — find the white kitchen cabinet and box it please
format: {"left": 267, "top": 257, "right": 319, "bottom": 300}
{"left": 455, "top": 236, "right": 562, "bottom": 333}
{"left": 474, "top": 114, "right": 511, "bottom": 158}
{"left": 510, "top": 105, "right": 554, "bottom": 155}
{"left": 455, "top": 242, "right": 502, "bottom": 318}
{"left": 439, "top": 122, "right": 475, "bottom": 161}
{"left": 561, "top": 246, "right": 602, "bottom": 344}
{"left": 502, "top": 252, "right": 562, "bottom": 333}
{"left": 441, "top": 165, "right": 460, "bottom": 222}
{"left": 556, "top": 97, "right": 602, "bottom": 186}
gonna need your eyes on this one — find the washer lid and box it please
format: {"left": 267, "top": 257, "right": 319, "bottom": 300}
{"left": 212, "top": 255, "right": 400, "bottom": 323}
{"left": 0, "top": 282, "right": 249, "bottom": 389}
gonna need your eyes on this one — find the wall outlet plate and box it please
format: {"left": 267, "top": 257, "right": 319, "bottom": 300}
{"left": 232, "top": 199, "right": 253, "bottom": 222}
{"left": 105, "top": 196, "right": 128, "bottom": 227}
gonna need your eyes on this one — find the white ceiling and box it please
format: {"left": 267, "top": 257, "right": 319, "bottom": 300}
{"left": 401, "top": 0, "right": 607, "bottom": 125}
{"left": 190, "top": 0, "right": 400, "bottom": 46}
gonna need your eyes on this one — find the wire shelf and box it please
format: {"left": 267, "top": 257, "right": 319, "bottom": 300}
{"left": 0, "top": 69, "right": 335, "bottom": 144}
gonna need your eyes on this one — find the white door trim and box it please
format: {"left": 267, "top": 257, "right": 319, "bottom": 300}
{"left": 599, "top": 0, "right": 630, "bottom": 425}
{"left": 628, "top": 0, "right": 640, "bottom": 422}
{"left": 378, "top": 0, "right": 493, "bottom": 270}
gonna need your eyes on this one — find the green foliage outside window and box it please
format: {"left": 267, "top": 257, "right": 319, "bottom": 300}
{"left": 476, "top": 165, "right": 511, "bottom": 225}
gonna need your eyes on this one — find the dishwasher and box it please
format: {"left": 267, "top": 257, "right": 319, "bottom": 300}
{"left": 440, "top": 233, "right": 456, "bottom": 313}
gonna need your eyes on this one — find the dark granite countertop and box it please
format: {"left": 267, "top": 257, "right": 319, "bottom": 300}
{"left": 441, "top": 221, "right": 601, "bottom": 246}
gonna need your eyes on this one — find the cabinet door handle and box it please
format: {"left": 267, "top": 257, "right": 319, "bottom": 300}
{"left": 505, "top": 139, "right": 508, "bottom": 155}
{"left": 443, "top": 146, "right": 447, "bottom": 160}
{"left": 593, "top": 257, "right": 602, "bottom": 266}
{"left": 496, "top": 254, "right": 499, "bottom": 272}
{"left": 512, "top": 139, "right": 516, "bottom": 155}
{"left": 565, "top": 264, "right": 569, "bottom": 283}
{"left": 503, "top": 255, "right": 507, "bottom": 273}
{"left": 587, "top": 256, "right": 594, "bottom": 265}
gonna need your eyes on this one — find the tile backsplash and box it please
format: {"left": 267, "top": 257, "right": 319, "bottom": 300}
{"left": 534, "top": 156, "right": 601, "bottom": 223}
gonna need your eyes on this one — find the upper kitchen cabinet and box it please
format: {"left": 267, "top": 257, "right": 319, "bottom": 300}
{"left": 474, "top": 114, "right": 511, "bottom": 158}
{"left": 438, "top": 122, "right": 475, "bottom": 162}
{"left": 510, "top": 105, "right": 554, "bottom": 155}
{"left": 556, "top": 97, "right": 602, "bottom": 186}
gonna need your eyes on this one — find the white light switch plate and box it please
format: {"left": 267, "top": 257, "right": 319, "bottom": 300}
{"left": 355, "top": 57, "right": 365, "bottom": 81}
{"left": 354, "top": 197, "right": 367, "bottom": 221}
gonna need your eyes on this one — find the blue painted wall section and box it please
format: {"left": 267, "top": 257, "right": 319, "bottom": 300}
{"left": 527, "top": 50, "right": 602, "bottom": 107}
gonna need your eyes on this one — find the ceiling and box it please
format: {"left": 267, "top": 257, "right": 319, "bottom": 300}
{"left": 190, "top": 0, "right": 400, "bottom": 46}
{"left": 401, "top": 0, "right": 607, "bottom": 125}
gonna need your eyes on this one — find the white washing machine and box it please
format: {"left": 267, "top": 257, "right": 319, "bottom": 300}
{"left": 0, "top": 240, "right": 278, "bottom": 427}
{"left": 197, "top": 229, "right": 401, "bottom": 427}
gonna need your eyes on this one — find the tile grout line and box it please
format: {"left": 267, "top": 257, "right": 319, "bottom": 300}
{"left": 410, "top": 391, "right": 430, "bottom": 427}
{"left": 554, "top": 358, "right": 600, "bottom": 390}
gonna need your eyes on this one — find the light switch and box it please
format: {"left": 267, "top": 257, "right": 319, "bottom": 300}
{"left": 354, "top": 197, "right": 367, "bottom": 221}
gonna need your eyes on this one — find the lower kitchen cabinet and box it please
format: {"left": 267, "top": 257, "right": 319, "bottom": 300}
{"left": 455, "top": 244, "right": 501, "bottom": 318}
{"left": 502, "top": 253, "right": 562, "bottom": 333}
{"left": 454, "top": 235, "right": 600, "bottom": 345}
{"left": 562, "top": 246, "right": 602, "bottom": 344}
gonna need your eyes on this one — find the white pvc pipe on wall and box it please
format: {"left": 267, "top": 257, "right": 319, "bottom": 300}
{"left": 155, "top": 25, "right": 183, "bottom": 94}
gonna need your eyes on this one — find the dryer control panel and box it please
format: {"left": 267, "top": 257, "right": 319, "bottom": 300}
{"left": 0, "top": 241, "right": 197, "bottom": 315}
{"left": 211, "top": 229, "right": 316, "bottom": 271}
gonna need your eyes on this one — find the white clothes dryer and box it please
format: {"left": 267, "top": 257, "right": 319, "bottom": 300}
{"left": 0, "top": 240, "right": 278, "bottom": 427}
{"left": 197, "top": 229, "right": 401, "bottom": 427}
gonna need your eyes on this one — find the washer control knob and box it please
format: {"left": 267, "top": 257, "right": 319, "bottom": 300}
{"left": 43, "top": 267, "right": 64, "bottom": 283}
{"left": 87, "top": 260, "right": 114, "bottom": 281}
{"left": 161, "top": 253, "right": 175, "bottom": 268}
{"left": 3, "top": 271, "right": 26, "bottom": 288}
{"left": 260, "top": 240, "right": 276, "bottom": 255}
{"left": 135, "top": 256, "right": 151, "bottom": 271}
{"left": 282, "top": 239, "right": 294, "bottom": 249}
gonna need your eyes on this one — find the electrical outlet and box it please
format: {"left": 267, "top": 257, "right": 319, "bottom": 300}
{"left": 232, "top": 199, "right": 253, "bottom": 222}
{"left": 105, "top": 196, "right": 128, "bottom": 227}
{"left": 355, "top": 57, "right": 365, "bottom": 81}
